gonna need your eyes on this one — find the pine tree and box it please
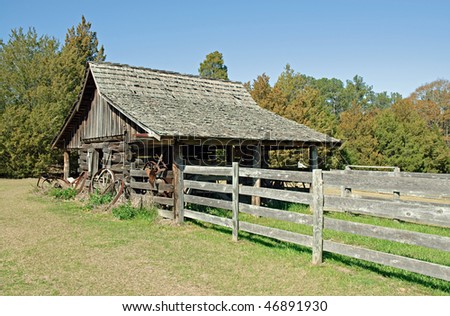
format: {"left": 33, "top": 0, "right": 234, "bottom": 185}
{"left": 198, "top": 51, "right": 228, "bottom": 80}
{"left": 57, "top": 15, "right": 106, "bottom": 115}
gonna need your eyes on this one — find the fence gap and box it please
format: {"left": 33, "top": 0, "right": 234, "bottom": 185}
{"left": 312, "top": 169, "right": 324, "bottom": 265}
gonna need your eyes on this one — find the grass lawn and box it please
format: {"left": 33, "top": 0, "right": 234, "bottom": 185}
{"left": 0, "top": 178, "right": 448, "bottom": 295}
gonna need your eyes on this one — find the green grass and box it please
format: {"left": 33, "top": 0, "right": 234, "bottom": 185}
{"left": 1, "top": 179, "right": 449, "bottom": 295}
{"left": 84, "top": 190, "right": 114, "bottom": 210}
{"left": 48, "top": 187, "right": 77, "bottom": 200}
{"left": 186, "top": 201, "right": 450, "bottom": 291}
{"left": 111, "top": 203, "right": 157, "bottom": 221}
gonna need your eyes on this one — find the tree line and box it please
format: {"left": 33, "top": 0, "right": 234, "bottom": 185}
{"left": 0, "top": 16, "right": 105, "bottom": 177}
{"left": 243, "top": 66, "right": 450, "bottom": 173}
{"left": 199, "top": 53, "right": 449, "bottom": 172}
{"left": 1, "top": 21, "right": 449, "bottom": 178}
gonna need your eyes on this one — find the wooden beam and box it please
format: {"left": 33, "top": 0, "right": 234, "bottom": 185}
{"left": 184, "top": 209, "right": 233, "bottom": 228}
{"left": 239, "top": 221, "right": 312, "bottom": 248}
{"left": 184, "top": 165, "right": 232, "bottom": 176}
{"left": 324, "top": 170, "right": 450, "bottom": 198}
{"left": 309, "top": 145, "right": 318, "bottom": 170}
{"left": 239, "top": 167, "right": 312, "bottom": 183}
{"left": 173, "top": 140, "right": 184, "bottom": 224}
{"left": 323, "top": 240, "right": 450, "bottom": 282}
{"left": 324, "top": 195, "right": 450, "bottom": 228}
{"left": 63, "top": 151, "right": 70, "bottom": 180}
{"left": 251, "top": 144, "right": 262, "bottom": 206}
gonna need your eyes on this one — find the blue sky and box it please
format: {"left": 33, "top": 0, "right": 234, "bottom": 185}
{"left": 1, "top": 0, "right": 449, "bottom": 96}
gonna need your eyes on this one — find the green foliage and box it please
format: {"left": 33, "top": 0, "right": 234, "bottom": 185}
{"left": 0, "top": 28, "right": 62, "bottom": 177}
{"left": 198, "top": 51, "right": 228, "bottom": 80}
{"left": 111, "top": 203, "right": 157, "bottom": 221}
{"left": 57, "top": 15, "right": 106, "bottom": 115}
{"left": 49, "top": 187, "right": 77, "bottom": 200}
{"left": 246, "top": 64, "right": 450, "bottom": 172}
{"left": 374, "top": 100, "right": 450, "bottom": 172}
{"left": 247, "top": 65, "right": 337, "bottom": 168}
{"left": 111, "top": 203, "right": 135, "bottom": 220}
{"left": 0, "top": 17, "right": 105, "bottom": 178}
{"left": 408, "top": 79, "right": 450, "bottom": 146}
{"left": 85, "top": 191, "right": 113, "bottom": 210}
{"left": 338, "top": 101, "right": 450, "bottom": 172}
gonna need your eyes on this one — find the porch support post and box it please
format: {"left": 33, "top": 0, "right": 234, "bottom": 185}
{"left": 173, "top": 139, "right": 184, "bottom": 224}
{"left": 251, "top": 143, "right": 261, "bottom": 206}
{"left": 309, "top": 145, "right": 319, "bottom": 170}
{"left": 63, "top": 150, "right": 70, "bottom": 180}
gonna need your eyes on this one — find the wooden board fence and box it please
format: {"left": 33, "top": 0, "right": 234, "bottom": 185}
{"left": 152, "top": 163, "right": 450, "bottom": 282}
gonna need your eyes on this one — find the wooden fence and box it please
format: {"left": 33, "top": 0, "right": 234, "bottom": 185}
{"left": 153, "top": 163, "right": 450, "bottom": 282}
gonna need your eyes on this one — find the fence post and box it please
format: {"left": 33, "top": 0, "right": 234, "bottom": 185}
{"left": 312, "top": 169, "right": 324, "bottom": 265}
{"left": 232, "top": 162, "right": 240, "bottom": 241}
{"left": 173, "top": 141, "right": 184, "bottom": 224}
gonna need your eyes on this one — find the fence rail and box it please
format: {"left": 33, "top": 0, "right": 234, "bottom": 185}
{"left": 153, "top": 163, "right": 450, "bottom": 282}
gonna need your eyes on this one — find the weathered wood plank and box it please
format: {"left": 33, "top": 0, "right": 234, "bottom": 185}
{"left": 153, "top": 196, "right": 174, "bottom": 206}
{"left": 324, "top": 195, "right": 450, "bottom": 228}
{"left": 183, "top": 180, "right": 232, "bottom": 194}
{"left": 324, "top": 217, "right": 450, "bottom": 252}
{"left": 323, "top": 171, "right": 450, "bottom": 198}
{"left": 184, "top": 209, "right": 233, "bottom": 228}
{"left": 184, "top": 194, "right": 233, "bottom": 210}
{"left": 130, "top": 181, "right": 173, "bottom": 192}
{"left": 239, "top": 221, "right": 313, "bottom": 248}
{"left": 130, "top": 181, "right": 151, "bottom": 190}
{"left": 239, "top": 203, "right": 313, "bottom": 225}
{"left": 184, "top": 165, "right": 232, "bottom": 176}
{"left": 312, "top": 169, "right": 324, "bottom": 264}
{"left": 157, "top": 208, "right": 174, "bottom": 219}
{"left": 334, "top": 169, "right": 450, "bottom": 180}
{"left": 173, "top": 143, "right": 184, "bottom": 224}
{"left": 130, "top": 169, "right": 148, "bottom": 177}
{"left": 323, "top": 240, "right": 450, "bottom": 281}
{"left": 239, "top": 167, "right": 313, "bottom": 183}
{"left": 240, "top": 185, "right": 313, "bottom": 205}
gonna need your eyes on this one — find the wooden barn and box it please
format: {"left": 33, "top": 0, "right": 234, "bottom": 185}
{"left": 52, "top": 62, "right": 339, "bottom": 204}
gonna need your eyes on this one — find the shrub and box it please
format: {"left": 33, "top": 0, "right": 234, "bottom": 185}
{"left": 111, "top": 203, "right": 135, "bottom": 220}
{"left": 111, "top": 203, "right": 157, "bottom": 221}
{"left": 49, "top": 187, "right": 77, "bottom": 200}
{"left": 85, "top": 191, "right": 113, "bottom": 210}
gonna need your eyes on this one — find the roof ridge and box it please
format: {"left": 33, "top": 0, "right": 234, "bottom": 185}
{"left": 89, "top": 61, "right": 244, "bottom": 85}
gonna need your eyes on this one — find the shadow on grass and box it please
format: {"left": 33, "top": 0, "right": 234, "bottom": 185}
{"left": 186, "top": 216, "right": 449, "bottom": 293}
{"left": 323, "top": 252, "right": 450, "bottom": 293}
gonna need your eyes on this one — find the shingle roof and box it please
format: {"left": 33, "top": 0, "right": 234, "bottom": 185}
{"left": 89, "top": 62, "right": 339, "bottom": 144}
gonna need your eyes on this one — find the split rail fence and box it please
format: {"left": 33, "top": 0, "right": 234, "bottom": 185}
{"left": 154, "top": 162, "right": 450, "bottom": 282}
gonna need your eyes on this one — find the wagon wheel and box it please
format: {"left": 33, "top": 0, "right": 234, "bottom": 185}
{"left": 37, "top": 176, "right": 54, "bottom": 190}
{"left": 53, "top": 178, "right": 71, "bottom": 189}
{"left": 37, "top": 176, "right": 70, "bottom": 190}
{"left": 90, "top": 168, "right": 116, "bottom": 195}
